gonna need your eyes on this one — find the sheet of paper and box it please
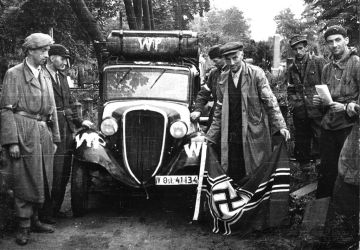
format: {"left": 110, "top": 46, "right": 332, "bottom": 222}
{"left": 315, "top": 85, "right": 333, "bottom": 105}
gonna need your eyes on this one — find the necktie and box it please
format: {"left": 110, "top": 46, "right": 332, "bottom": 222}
{"left": 56, "top": 72, "right": 61, "bottom": 87}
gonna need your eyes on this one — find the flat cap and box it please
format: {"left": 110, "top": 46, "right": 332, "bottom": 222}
{"left": 49, "top": 44, "right": 70, "bottom": 58}
{"left": 23, "top": 33, "right": 54, "bottom": 50}
{"left": 208, "top": 45, "right": 222, "bottom": 59}
{"left": 324, "top": 25, "right": 347, "bottom": 40}
{"left": 220, "top": 42, "right": 243, "bottom": 56}
{"left": 289, "top": 34, "right": 307, "bottom": 47}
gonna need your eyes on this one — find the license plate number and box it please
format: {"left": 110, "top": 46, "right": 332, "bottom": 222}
{"left": 155, "top": 175, "right": 198, "bottom": 185}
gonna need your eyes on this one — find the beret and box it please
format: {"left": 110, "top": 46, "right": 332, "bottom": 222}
{"left": 23, "top": 33, "right": 54, "bottom": 50}
{"left": 324, "top": 25, "right": 347, "bottom": 40}
{"left": 49, "top": 44, "right": 70, "bottom": 58}
{"left": 289, "top": 34, "right": 307, "bottom": 47}
{"left": 220, "top": 42, "right": 243, "bottom": 56}
{"left": 208, "top": 45, "right": 222, "bottom": 59}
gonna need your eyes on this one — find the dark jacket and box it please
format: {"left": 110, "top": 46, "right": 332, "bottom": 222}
{"left": 194, "top": 65, "right": 227, "bottom": 128}
{"left": 47, "top": 68, "right": 82, "bottom": 132}
{"left": 194, "top": 65, "right": 227, "bottom": 113}
{"left": 287, "top": 53, "right": 326, "bottom": 118}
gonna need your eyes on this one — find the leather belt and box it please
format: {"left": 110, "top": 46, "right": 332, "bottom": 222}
{"left": 16, "top": 111, "right": 47, "bottom": 122}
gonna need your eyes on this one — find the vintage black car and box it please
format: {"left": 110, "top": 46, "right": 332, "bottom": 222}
{"left": 71, "top": 30, "right": 207, "bottom": 216}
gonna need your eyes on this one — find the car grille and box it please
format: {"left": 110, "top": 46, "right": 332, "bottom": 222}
{"left": 123, "top": 109, "right": 166, "bottom": 183}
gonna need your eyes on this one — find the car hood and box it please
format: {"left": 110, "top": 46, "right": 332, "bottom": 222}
{"left": 102, "top": 100, "right": 191, "bottom": 128}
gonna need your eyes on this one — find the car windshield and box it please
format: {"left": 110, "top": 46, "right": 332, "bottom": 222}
{"left": 105, "top": 67, "right": 189, "bottom": 102}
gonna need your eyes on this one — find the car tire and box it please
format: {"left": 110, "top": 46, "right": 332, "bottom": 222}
{"left": 71, "top": 159, "right": 89, "bottom": 217}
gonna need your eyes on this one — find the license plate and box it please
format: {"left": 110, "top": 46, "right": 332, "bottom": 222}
{"left": 155, "top": 175, "right": 198, "bottom": 185}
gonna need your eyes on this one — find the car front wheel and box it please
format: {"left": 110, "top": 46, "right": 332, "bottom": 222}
{"left": 71, "top": 159, "right": 89, "bottom": 217}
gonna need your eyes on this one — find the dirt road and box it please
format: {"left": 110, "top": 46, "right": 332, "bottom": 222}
{"left": 0, "top": 185, "right": 297, "bottom": 250}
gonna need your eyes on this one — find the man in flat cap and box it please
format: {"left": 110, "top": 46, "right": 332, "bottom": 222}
{"left": 191, "top": 45, "right": 227, "bottom": 131}
{"left": 40, "top": 44, "right": 92, "bottom": 223}
{"left": 287, "top": 34, "right": 326, "bottom": 174}
{"left": 206, "top": 41, "right": 290, "bottom": 182}
{"left": 0, "top": 33, "right": 60, "bottom": 245}
{"left": 313, "top": 25, "right": 360, "bottom": 198}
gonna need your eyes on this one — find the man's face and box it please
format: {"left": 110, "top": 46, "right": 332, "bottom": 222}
{"left": 326, "top": 34, "right": 349, "bottom": 58}
{"left": 212, "top": 57, "right": 225, "bottom": 69}
{"left": 50, "top": 55, "right": 68, "bottom": 71}
{"left": 28, "top": 46, "right": 50, "bottom": 66}
{"left": 292, "top": 42, "right": 307, "bottom": 60}
{"left": 224, "top": 50, "right": 243, "bottom": 73}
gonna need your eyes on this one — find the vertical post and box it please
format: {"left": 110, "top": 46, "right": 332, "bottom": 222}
{"left": 119, "top": 10, "right": 123, "bottom": 29}
{"left": 49, "top": 27, "right": 54, "bottom": 39}
{"left": 83, "top": 97, "right": 93, "bottom": 121}
{"left": 74, "top": 100, "right": 83, "bottom": 120}
{"left": 193, "top": 142, "right": 207, "bottom": 221}
{"left": 271, "top": 34, "right": 281, "bottom": 76}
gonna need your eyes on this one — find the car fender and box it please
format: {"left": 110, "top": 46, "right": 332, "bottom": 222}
{"left": 72, "top": 129, "right": 139, "bottom": 187}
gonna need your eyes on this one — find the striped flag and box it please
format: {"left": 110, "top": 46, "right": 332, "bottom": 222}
{"left": 202, "top": 138, "right": 290, "bottom": 235}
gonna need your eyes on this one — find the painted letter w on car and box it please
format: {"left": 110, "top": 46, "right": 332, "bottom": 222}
{"left": 184, "top": 142, "right": 202, "bottom": 158}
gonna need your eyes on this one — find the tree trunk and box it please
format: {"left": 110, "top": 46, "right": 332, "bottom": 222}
{"left": 173, "top": 0, "right": 182, "bottom": 29}
{"left": 133, "top": 0, "right": 143, "bottom": 29}
{"left": 68, "top": 0, "right": 103, "bottom": 42}
{"left": 142, "top": 0, "right": 151, "bottom": 30}
{"left": 68, "top": 0, "right": 104, "bottom": 61}
{"left": 358, "top": 0, "right": 360, "bottom": 46}
{"left": 148, "top": 0, "right": 155, "bottom": 30}
{"left": 124, "top": 0, "right": 138, "bottom": 29}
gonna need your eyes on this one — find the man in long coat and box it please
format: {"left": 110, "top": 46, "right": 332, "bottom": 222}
{"left": 287, "top": 35, "right": 326, "bottom": 171}
{"left": 41, "top": 44, "right": 91, "bottom": 222}
{"left": 206, "top": 42, "right": 290, "bottom": 181}
{"left": 0, "top": 33, "right": 60, "bottom": 245}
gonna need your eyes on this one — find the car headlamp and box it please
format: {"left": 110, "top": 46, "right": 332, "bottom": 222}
{"left": 170, "top": 121, "right": 188, "bottom": 138}
{"left": 100, "top": 117, "right": 118, "bottom": 136}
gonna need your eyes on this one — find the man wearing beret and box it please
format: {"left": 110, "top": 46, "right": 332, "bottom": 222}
{"left": 287, "top": 35, "right": 326, "bottom": 173}
{"left": 40, "top": 44, "right": 93, "bottom": 223}
{"left": 191, "top": 45, "right": 227, "bottom": 130}
{"left": 206, "top": 42, "right": 290, "bottom": 182}
{"left": 313, "top": 25, "right": 360, "bottom": 198}
{"left": 0, "top": 33, "right": 60, "bottom": 245}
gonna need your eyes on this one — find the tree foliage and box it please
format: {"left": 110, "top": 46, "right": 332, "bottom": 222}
{"left": 190, "top": 7, "right": 251, "bottom": 50}
{"left": 190, "top": 7, "right": 271, "bottom": 68}
{"left": 274, "top": 6, "right": 328, "bottom": 59}
{"left": 303, "top": 0, "right": 359, "bottom": 44}
{"left": 0, "top": 0, "right": 122, "bottom": 60}
{"left": 0, "top": 0, "right": 212, "bottom": 61}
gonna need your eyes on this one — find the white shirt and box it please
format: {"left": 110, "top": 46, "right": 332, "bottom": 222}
{"left": 26, "top": 58, "right": 41, "bottom": 79}
{"left": 232, "top": 68, "right": 242, "bottom": 88}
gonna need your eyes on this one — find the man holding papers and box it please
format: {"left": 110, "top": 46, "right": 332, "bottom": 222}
{"left": 313, "top": 25, "right": 360, "bottom": 198}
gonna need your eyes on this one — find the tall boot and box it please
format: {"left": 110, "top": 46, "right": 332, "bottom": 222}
{"left": 15, "top": 218, "right": 30, "bottom": 245}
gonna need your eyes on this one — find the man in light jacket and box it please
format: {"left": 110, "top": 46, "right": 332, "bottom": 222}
{"left": 206, "top": 42, "right": 290, "bottom": 182}
{"left": 0, "top": 33, "right": 60, "bottom": 245}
